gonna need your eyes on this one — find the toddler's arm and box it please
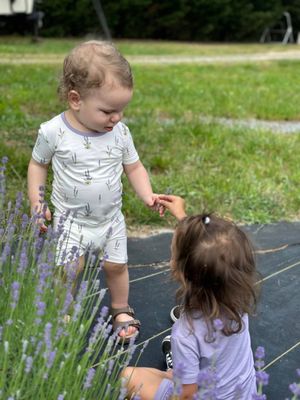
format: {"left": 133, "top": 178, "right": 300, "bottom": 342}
{"left": 158, "top": 194, "right": 187, "bottom": 220}
{"left": 27, "top": 158, "right": 51, "bottom": 232}
{"left": 123, "top": 160, "right": 155, "bottom": 207}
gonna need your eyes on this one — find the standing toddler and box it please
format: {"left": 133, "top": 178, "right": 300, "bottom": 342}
{"left": 27, "top": 40, "right": 157, "bottom": 341}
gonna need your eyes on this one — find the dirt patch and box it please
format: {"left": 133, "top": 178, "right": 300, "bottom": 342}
{"left": 127, "top": 225, "right": 174, "bottom": 238}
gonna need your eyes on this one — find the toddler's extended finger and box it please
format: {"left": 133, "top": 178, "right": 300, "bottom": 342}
{"left": 159, "top": 205, "right": 166, "bottom": 217}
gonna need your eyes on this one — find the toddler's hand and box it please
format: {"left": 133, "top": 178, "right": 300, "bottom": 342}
{"left": 147, "top": 194, "right": 166, "bottom": 216}
{"left": 31, "top": 202, "right": 52, "bottom": 233}
{"left": 157, "top": 195, "right": 187, "bottom": 220}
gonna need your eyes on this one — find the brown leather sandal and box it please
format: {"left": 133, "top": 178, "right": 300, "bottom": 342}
{"left": 110, "top": 306, "right": 141, "bottom": 344}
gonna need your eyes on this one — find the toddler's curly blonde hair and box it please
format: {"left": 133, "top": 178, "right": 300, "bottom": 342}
{"left": 58, "top": 40, "right": 133, "bottom": 101}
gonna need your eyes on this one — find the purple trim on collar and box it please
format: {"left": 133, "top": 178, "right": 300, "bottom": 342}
{"left": 60, "top": 112, "right": 107, "bottom": 137}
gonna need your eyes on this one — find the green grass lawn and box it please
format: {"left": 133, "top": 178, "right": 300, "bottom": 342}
{"left": 1, "top": 36, "right": 299, "bottom": 56}
{"left": 1, "top": 37, "right": 300, "bottom": 227}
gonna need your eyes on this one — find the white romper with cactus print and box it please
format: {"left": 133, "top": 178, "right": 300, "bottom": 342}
{"left": 31, "top": 112, "right": 139, "bottom": 263}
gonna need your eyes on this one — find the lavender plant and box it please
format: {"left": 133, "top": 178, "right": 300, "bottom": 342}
{"left": 289, "top": 370, "right": 300, "bottom": 399}
{"left": 0, "top": 157, "right": 137, "bottom": 400}
{"left": 253, "top": 346, "right": 269, "bottom": 400}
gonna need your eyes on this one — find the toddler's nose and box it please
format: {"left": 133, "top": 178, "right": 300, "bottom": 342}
{"left": 110, "top": 112, "right": 122, "bottom": 123}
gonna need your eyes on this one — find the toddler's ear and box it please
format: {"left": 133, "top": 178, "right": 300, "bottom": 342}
{"left": 68, "top": 90, "right": 81, "bottom": 110}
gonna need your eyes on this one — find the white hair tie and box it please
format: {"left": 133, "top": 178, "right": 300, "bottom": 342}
{"left": 203, "top": 216, "right": 210, "bottom": 225}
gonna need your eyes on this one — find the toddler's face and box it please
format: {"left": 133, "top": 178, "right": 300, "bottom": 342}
{"left": 72, "top": 81, "right": 133, "bottom": 133}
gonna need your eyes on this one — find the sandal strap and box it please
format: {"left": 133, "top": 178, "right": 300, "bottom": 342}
{"left": 113, "top": 318, "right": 141, "bottom": 331}
{"left": 110, "top": 306, "right": 135, "bottom": 319}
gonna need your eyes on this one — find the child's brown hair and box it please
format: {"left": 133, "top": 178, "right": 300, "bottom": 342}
{"left": 58, "top": 40, "right": 133, "bottom": 101}
{"left": 172, "top": 213, "right": 259, "bottom": 336}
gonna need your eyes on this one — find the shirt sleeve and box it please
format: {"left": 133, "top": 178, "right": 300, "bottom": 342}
{"left": 171, "top": 330, "right": 201, "bottom": 384}
{"left": 32, "top": 125, "right": 56, "bottom": 165}
{"left": 120, "top": 123, "right": 139, "bottom": 165}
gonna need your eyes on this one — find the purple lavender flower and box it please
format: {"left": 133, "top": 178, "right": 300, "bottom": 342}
{"left": 100, "top": 305, "right": 109, "bottom": 318}
{"left": 87, "top": 316, "right": 107, "bottom": 350}
{"left": 44, "top": 322, "right": 52, "bottom": 350}
{"left": 34, "top": 340, "right": 43, "bottom": 357}
{"left": 17, "top": 240, "right": 28, "bottom": 274}
{"left": 25, "top": 356, "right": 33, "bottom": 373}
{"left": 140, "top": 339, "right": 149, "bottom": 354}
{"left": 252, "top": 394, "right": 267, "bottom": 400}
{"left": 15, "top": 191, "right": 23, "bottom": 213}
{"left": 255, "top": 359, "right": 265, "bottom": 369}
{"left": 1, "top": 242, "right": 11, "bottom": 264}
{"left": 55, "top": 326, "right": 65, "bottom": 341}
{"left": 57, "top": 395, "right": 65, "bottom": 400}
{"left": 197, "top": 368, "right": 218, "bottom": 389}
{"left": 256, "top": 370, "right": 269, "bottom": 386}
{"left": 117, "top": 386, "right": 127, "bottom": 400}
{"left": 254, "top": 346, "right": 266, "bottom": 379}
{"left": 47, "top": 249, "right": 55, "bottom": 264}
{"left": 0, "top": 157, "right": 7, "bottom": 199}
{"left": 45, "top": 349, "right": 57, "bottom": 370}
{"left": 72, "top": 280, "right": 88, "bottom": 321}
{"left": 289, "top": 382, "right": 300, "bottom": 396}
{"left": 104, "top": 323, "right": 113, "bottom": 339}
{"left": 84, "top": 367, "right": 96, "bottom": 389}
{"left": 36, "top": 301, "right": 46, "bottom": 316}
{"left": 10, "top": 281, "right": 20, "bottom": 309}
{"left": 107, "top": 359, "right": 115, "bottom": 376}
{"left": 36, "top": 262, "right": 53, "bottom": 294}
{"left": 64, "top": 261, "right": 78, "bottom": 283}
{"left": 35, "top": 237, "right": 45, "bottom": 257}
{"left": 61, "top": 291, "right": 73, "bottom": 315}
{"left": 21, "top": 213, "right": 29, "bottom": 230}
{"left": 255, "top": 346, "right": 265, "bottom": 360}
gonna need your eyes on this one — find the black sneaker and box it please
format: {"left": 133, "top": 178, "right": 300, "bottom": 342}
{"left": 170, "top": 305, "right": 182, "bottom": 323}
{"left": 161, "top": 335, "right": 173, "bottom": 369}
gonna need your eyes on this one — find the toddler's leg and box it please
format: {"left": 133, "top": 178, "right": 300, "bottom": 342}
{"left": 121, "top": 366, "right": 172, "bottom": 400}
{"left": 103, "top": 261, "right": 137, "bottom": 339}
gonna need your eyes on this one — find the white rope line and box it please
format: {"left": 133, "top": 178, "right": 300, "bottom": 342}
{"left": 129, "top": 269, "right": 169, "bottom": 284}
{"left": 84, "top": 259, "right": 300, "bottom": 300}
{"left": 257, "top": 260, "right": 300, "bottom": 284}
{"left": 263, "top": 341, "right": 300, "bottom": 371}
{"left": 83, "top": 268, "right": 169, "bottom": 299}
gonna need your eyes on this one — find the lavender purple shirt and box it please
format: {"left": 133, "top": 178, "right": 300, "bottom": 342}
{"left": 156, "top": 313, "right": 257, "bottom": 399}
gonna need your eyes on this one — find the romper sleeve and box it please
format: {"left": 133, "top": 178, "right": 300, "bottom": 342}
{"left": 32, "top": 124, "right": 56, "bottom": 165}
{"left": 119, "top": 123, "right": 139, "bottom": 165}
